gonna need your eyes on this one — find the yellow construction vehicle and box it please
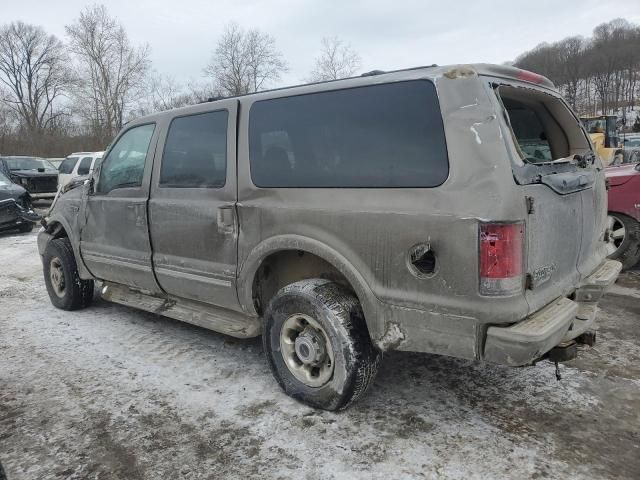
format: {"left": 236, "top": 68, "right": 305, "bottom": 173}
{"left": 580, "top": 115, "right": 624, "bottom": 165}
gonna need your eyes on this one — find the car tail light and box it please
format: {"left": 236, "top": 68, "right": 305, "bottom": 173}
{"left": 479, "top": 222, "right": 524, "bottom": 296}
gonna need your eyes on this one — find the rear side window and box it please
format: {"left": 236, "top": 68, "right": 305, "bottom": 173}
{"left": 160, "top": 110, "right": 228, "bottom": 188}
{"left": 59, "top": 157, "right": 78, "bottom": 174}
{"left": 77, "top": 156, "right": 92, "bottom": 175}
{"left": 249, "top": 81, "right": 449, "bottom": 188}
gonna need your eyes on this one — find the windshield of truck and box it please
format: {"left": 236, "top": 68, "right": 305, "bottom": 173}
{"left": 58, "top": 156, "right": 79, "bottom": 174}
{"left": 4, "top": 157, "right": 57, "bottom": 171}
{"left": 582, "top": 118, "right": 606, "bottom": 134}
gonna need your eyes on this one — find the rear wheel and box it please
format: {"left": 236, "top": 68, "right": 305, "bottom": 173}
{"left": 43, "top": 237, "right": 94, "bottom": 310}
{"left": 606, "top": 213, "right": 640, "bottom": 270}
{"left": 263, "top": 279, "right": 380, "bottom": 410}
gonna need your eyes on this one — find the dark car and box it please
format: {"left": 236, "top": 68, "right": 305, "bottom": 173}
{"left": 605, "top": 162, "right": 640, "bottom": 270}
{"left": 0, "top": 156, "right": 59, "bottom": 200}
{"left": 0, "top": 170, "right": 40, "bottom": 233}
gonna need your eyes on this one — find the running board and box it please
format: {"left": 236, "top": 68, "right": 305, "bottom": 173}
{"left": 101, "top": 282, "right": 262, "bottom": 338}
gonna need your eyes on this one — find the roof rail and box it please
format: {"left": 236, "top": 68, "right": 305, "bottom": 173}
{"left": 361, "top": 70, "right": 386, "bottom": 77}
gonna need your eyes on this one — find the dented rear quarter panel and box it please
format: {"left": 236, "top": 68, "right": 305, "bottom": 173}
{"left": 236, "top": 67, "right": 536, "bottom": 357}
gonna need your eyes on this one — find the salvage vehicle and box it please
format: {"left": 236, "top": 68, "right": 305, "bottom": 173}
{"left": 0, "top": 156, "right": 59, "bottom": 200}
{"left": 580, "top": 115, "right": 624, "bottom": 166}
{"left": 0, "top": 171, "right": 40, "bottom": 233}
{"left": 39, "top": 64, "right": 621, "bottom": 410}
{"left": 57, "top": 152, "right": 104, "bottom": 190}
{"left": 605, "top": 162, "right": 640, "bottom": 270}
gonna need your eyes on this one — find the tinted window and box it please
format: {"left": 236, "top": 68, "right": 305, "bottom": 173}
{"left": 160, "top": 110, "right": 228, "bottom": 188}
{"left": 77, "top": 156, "right": 93, "bottom": 175}
{"left": 249, "top": 81, "right": 448, "bottom": 188}
{"left": 59, "top": 156, "right": 79, "bottom": 174}
{"left": 98, "top": 124, "right": 155, "bottom": 193}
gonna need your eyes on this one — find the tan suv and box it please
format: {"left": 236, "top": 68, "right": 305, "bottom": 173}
{"left": 39, "top": 64, "right": 621, "bottom": 410}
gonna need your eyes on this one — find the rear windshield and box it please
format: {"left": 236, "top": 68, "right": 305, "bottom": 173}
{"left": 497, "top": 86, "right": 590, "bottom": 164}
{"left": 59, "top": 156, "right": 79, "bottom": 174}
{"left": 249, "top": 80, "right": 449, "bottom": 188}
{"left": 5, "top": 157, "right": 57, "bottom": 171}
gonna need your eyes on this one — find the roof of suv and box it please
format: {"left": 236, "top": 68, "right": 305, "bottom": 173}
{"left": 129, "top": 63, "right": 555, "bottom": 125}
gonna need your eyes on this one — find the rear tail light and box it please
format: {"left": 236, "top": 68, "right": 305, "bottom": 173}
{"left": 479, "top": 222, "right": 525, "bottom": 296}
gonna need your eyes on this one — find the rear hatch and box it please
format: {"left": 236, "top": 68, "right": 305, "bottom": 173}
{"left": 486, "top": 78, "right": 606, "bottom": 313}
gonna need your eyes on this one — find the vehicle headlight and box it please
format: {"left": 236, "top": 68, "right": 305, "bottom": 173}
{"left": 20, "top": 178, "right": 28, "bottom": 185}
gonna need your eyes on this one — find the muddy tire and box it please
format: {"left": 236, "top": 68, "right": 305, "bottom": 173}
{"left": 263, "top": 279, "right": 380, "bottom": 411}
{"left": 607, "top": 213, "right": 640, "bottom": 270}
{"left": 43, "top": 237, "right": 94, "bottom": 310}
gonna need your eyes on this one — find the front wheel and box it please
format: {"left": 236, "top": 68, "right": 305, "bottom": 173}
{"left": 263, "top": 279, "right": 380, "bottom": 410}
{"left": 43, "top": 237, "right": 94, "bottom": 310}
{"left": 606, "top": 213, "right": 640, "bottom": 270}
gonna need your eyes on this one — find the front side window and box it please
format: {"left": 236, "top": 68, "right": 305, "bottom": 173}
{"left": 98, "top": 124, "right": 155, "bottom": 194}
{"left": 77, "top": 157, "right": 93, "bottom": 175}
{"left": 59, "top": 156, "right": 79, "bottom": 174}
{"left": 249, "top": 81, "right": 449, "bottom": 188}
{"left": 160, "top": 110, "right": 228, "bottom": 188}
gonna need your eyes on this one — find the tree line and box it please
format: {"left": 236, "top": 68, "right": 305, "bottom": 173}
{"left": 0, "top": 4, "right": 361, "bottom": 157}
{"left": 514, "top": 18, "right": 640, "bottom": 129}
{"left": 3, "top": 8, "right": 639, "bottom": 159}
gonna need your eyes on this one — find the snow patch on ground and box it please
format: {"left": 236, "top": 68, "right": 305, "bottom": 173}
{"left": 1, "top": 231, "right": 639, "bottom": 479}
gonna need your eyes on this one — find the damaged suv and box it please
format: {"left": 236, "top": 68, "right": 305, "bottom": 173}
{"left": 39, "top": 64, "right": 620, "bottom": 410}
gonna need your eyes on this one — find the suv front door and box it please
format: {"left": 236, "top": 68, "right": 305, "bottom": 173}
{"left": 148, "top": 101, "right": 240, "bottom": 310}
{"left": 80, "top": 123, "right": 160, "bottom": 292}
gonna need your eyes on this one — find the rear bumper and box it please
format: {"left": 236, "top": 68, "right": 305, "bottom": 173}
{"left": 483, "top": 259, "right": 622, "bottom": 366}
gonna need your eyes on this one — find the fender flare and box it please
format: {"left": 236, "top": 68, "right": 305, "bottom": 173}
{"left": 43, "top": 214, "right": 93, "bottom": 280}
{"left": 237, "top": 234, "right": 384, "bottom": 341}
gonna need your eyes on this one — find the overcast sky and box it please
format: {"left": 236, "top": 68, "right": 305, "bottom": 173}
{"left": 4, "top": 0, "right": 640, "bottom": 88}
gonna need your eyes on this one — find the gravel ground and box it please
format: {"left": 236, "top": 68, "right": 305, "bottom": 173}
{"left": 1, "top": 229, "right": 639, "bottom": 480}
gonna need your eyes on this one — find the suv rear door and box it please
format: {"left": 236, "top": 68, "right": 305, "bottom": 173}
{"left": 148, "top": 100, "right": 240, "bottom": 310}
{"left": 488, "top": 80, "right": 606, "bottom": 312}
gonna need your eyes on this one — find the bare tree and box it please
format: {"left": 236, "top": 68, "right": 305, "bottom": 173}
{"left": 204, "top": 23, "right": 287, "bottom": 96}
{"left": 514, "top": 19, "right": 640, "bottom": 118}
{"left": 0, "top": 21, "right": 72, "bottom": 138}
{"left": 307, "top": 36, "right": 361, "bottom": 82}
{"left": 65, "top": 4, "right": 150, "bottom": 142}
{"left": 148, "top": 73, "right": 192, "bottom": 111}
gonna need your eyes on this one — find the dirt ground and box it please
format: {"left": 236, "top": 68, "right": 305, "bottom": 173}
{"left": 1, "top": 229, "right": 639, "bottom": 480}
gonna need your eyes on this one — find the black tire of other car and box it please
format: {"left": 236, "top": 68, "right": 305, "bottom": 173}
{"left": 607, "top": 213, "right": 640, "bottom": 270}
{"left": 263, "top": 279, "right": 381, "bottom": 410}
{"left": 18, "top": 222, "right": 34, "bottom": 233}
{"left": 43, "top": 237, "right": 94, "bottom": 310}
